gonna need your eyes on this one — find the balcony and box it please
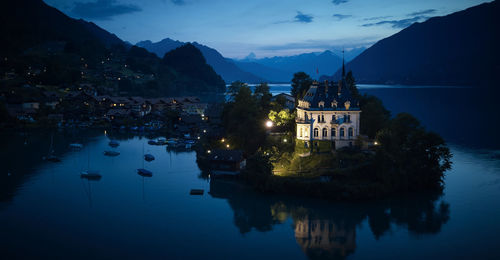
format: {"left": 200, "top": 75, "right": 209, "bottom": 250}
{"left": 296, "top": 119, "right": 311, "bottom": 124}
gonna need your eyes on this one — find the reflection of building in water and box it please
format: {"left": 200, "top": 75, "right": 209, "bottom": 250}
{"left": 294, "top": 217, "right": 355, "bottom": 259}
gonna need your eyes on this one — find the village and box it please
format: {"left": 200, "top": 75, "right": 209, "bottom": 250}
{"left": 0, "top": 82, "right": 225, "bottom": 141}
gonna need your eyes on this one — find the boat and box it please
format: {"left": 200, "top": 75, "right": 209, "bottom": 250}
{"left": 81, "top": 144, "right": 101, "bottom": 179}
{"left": 166, "top": 138, "right": 178, "bottom": 145}
{"left": 137, "top": 143, "right": 153, "bottom": 177}
{"left": 148, "top": 140, "right": 158, "bottom": 145}
{"left": 103, "top": 150, "right": 120, "bottom": 156}
{"left": 80, "top": 170, "right": 102, "bottom": 180}
{"left": 108, "top": 140, "right": 120, "bottom": 147}
{"left": 144, "top": 154, "right": 155, "bottom": 161}
{"left": 137, "top": 168, "right": 153, "bottom": 177}
{"left": 44, "top": 134, "right": 61, "bottom": 162}
{"left": 156, "top": 138, "right": 167, "bottom": 145}
{"left": 69, "top": 143, "right": 83, "bottom": 149}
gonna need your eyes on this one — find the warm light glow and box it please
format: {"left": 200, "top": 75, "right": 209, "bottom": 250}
{"left": 266, "top": 120, "right": 273, "bottom": 128}
{"left": 207, "top": 150, "right": 211, "bottom": 154}
{"left": 203, "top": 129, "right": 206, "bottom": 133}
{"left": 221, "top": 138, "right": 225, "bottom": 143}
{"left": 283, "top": 138, "right": 287, "bottom": 143}
{"left": 226, "top": 144, "right": 230, "bottom": 148}
{"left": 197, "top": 136, "right": 200, "bottom": 140}
{"left": 374, "top": 141, "right": 379, "bottom": 145}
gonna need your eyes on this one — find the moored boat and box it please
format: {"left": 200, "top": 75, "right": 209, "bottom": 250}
{"left": 137, "top": 168, "right": 153, "bottom": 177}
{"left": 144, "top": 154, "right": 155, "bottom": 161}
{"left": 103, "top": 150, "right": 120, "bottom": 156}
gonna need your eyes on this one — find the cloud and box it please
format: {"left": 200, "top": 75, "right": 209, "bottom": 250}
{"left": 363, "top": 15, "right": 392, "bottom": 21}
{"left": 171, "top": 0, "right": 185, "bottom": 5}
{"left": 332, "top": 0, "right": 349, "bottom": 5}
{"left": 294, "top": 11, "right": 313, "bottom": 23}
{"left": 362, "top": 16, "right": 427, "bottom": 29}
{"left": 72, "top": 0, "right": 141, "bottom": 20}
{"left": 408, "top": 9, "right": 436, "bottom": 16}
{"left": 257, "top": 38, "right": 377, "bottom": 52}
{"left": 360, "top": 9, "right": 437, "bottom": 29}
{"left": 332, "top": 14, "right": 352, "bottom": 21}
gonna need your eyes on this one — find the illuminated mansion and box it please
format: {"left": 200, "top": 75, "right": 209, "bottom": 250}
{"left": 296, "top": 68, "right": 361, "bottom": 149}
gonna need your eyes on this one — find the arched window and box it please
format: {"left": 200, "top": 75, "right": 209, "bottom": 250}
{"left": 322, "top": 128, "right": 327, "bottom": 138}
{"left": 331, "top": 128, "right": 336, "bottom": 137}
{"left": 321, "top": 115, "right": 324, "bottom": 123}
{"left": 317, "top": 115, "right": 320, "bottom": 122}
{"left": 340, "top": 128, "right": 345, "bottom": 137}
{"left": 314, "top": 128, "right": 319, "bottom": 137}
{"left": 348, "top": 127, "right": 353, "bottom": 137}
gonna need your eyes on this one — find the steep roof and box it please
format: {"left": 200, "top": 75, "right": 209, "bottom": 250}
{"left": 301, "top": 80, "right": 359, "bottom": 111}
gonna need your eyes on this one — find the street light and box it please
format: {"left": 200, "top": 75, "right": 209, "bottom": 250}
{"left": 266, "top": 120, "right": 273, "bottom": 128}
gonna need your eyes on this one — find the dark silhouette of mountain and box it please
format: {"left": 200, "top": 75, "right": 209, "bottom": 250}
{"left": 162, "top": 43, "right": 226, "bottom": 93}
{"left": 0, "top": 0, "right": 127, "bottom": 56}
{"left": 230, "top": 60, "right": 291, "bottom": 83}
{"left": 137, "top": 38, "right": 265, "bottom": 83}
{"left": 0, "top": 0, "right": 226, "bottom": 96}
{"left": 329, "top": 1, "right": 500, "bottom": 86}
{"left": 76, "top": 19, "right": 129, "bottom": 49}
{"left": 233, "top": 50, "right": 343, "bottom": 82}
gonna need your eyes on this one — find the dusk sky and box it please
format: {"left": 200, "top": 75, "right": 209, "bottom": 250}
{"left": 44, "top": 0, "right": 489, "bottom": 58}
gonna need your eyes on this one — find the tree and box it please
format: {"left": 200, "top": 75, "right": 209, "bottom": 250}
{"left": 254, "top": 82, "right": 272, "bottom": 111}
{"left": 291, "top": 72, "right": 312, "bottom": 100}
{"left": 346, "top": 71, "right": 360, "bottom": 98}
{"left": 374, "top": 113, "right": 452, "bottom": 191}
{"left": 228, "top": 81, "right": 247, "bottom": 101}
{"left": 359, "top": 94, "right": 391, "bottom": 138}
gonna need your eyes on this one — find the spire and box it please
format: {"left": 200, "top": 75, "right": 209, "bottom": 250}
{"left": 341, "top": 48, "right": 345, "bottom": 78}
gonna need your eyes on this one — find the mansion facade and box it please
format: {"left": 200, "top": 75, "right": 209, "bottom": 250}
{"left": 296, "top": 68, "right": 361, "bottom": 149}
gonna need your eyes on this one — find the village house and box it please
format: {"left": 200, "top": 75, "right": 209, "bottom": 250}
{"left": 295, "top": 61, "right": 361, "bottom": 150}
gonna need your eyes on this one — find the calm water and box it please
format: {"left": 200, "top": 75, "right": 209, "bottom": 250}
{"left": 1, "top": 85, "right": 500, "bottom": 259}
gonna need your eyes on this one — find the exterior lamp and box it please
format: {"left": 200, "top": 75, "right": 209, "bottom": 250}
{"left": 266, "top": 120, "right": 273, "bottom": 128}
{"left": 374, "top": 141, "right": 379, "bottom": 145}
{"left": 226, "top": 144, "right": 230, "bottom": 148}
{"left": 283, "top": 138, "right": 287, "bottom": 143}
{"left": 221, "top": 138, "right": 225, "bottom": 143}
{"left": 203, "top": 129, "right": 206, "bottom": 133}
{"left": 207, "top": 150, "right": 211, "bottom": 154}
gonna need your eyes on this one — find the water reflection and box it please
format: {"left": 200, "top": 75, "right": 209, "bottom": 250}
{"left": 209, "top": 179, "right": 450, "bottom": 259}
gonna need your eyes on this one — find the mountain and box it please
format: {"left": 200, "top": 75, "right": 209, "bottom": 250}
{"left": 233, "top": 50, "right": 344, "bottom": 82}
{"left": 137, "top": 38, "right": 265, "bottom": 83}
{"left": 330, "top": 0, "right": 500, "bottom": 86}
{"left": 0, "top": 0, "right": 226, "bottom": 97}
{"left": 230, "top": 60, "right": 292, "bottom": 83}
{"left": 162, "top": 43, "right": 225, "bottom": 94}
{"left": 0, "top": 0, "right": 127, "bottom": 56}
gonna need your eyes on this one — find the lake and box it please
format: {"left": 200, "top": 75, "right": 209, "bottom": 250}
{"left": 1, "top": 85, "right": 500, "bottom": 259}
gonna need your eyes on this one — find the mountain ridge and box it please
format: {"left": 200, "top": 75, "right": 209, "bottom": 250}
{"left": 327, "top": 0, "right": 500, "bottom": 86}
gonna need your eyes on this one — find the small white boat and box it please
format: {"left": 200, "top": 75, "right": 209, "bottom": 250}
{"left": 69, "top": 143, "right": 83, "bottom": 149}
{"left": 81, "top": 170, "right": 102, "bottom": 180}
{"left": 137, "top": 168, "right": 153, "bottom": 177}
{"left": 104, "top": 150, "right": 120, "bottom": 156}
{"left": 108, "top": 140, "right": 120, "bottom": 147}
{"left": 144, "top": 154, "right": 155, "bottom": 161}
